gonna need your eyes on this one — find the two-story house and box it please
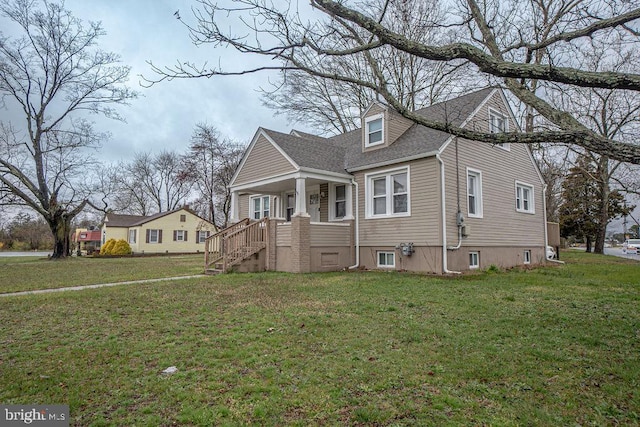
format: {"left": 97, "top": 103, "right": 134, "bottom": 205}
{"left": 205, "top": 88, "right": 547, "bottom": 274}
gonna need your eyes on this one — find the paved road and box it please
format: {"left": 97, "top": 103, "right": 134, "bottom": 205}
{"left": 603, "top": 247, "right": 640, "bottom": 261}
{"left": 0, "top": 251, "right": 51, "bottom": 257}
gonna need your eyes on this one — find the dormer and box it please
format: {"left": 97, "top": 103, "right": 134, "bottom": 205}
{"left": 361, "top": 101, "right": 414, "bottom": 152}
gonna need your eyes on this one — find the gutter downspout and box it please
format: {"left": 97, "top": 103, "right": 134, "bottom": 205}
{"left": 437, "top": 154, "right": 461, "bottom": 274}
{"left": 348, "top": 178, "right": 360, "bottom": 269}
{"left": 543, "top": 184, "right": 549, "bottom": 252}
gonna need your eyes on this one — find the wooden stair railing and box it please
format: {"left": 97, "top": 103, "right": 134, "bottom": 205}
{"left": 204, "top": 218, "right": 268, "bottom": 273}
{"left": 205, "top": 218, "right": 250, "bottom": 271}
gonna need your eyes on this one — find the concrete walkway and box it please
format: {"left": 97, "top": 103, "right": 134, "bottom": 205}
{"left": 0, "top": 274, "right": 206, "bottom": 298}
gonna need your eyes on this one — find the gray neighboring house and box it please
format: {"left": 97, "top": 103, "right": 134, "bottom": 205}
{"left": 205, "top": 87, "right": 547, "bottom": 274}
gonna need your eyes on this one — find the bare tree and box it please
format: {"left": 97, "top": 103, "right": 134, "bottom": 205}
{"left": 539, "top": 20, "right": 640, "bottom": 253}
{"left": 184, "top": 124, "right": 244, "bottom": 227}
{"left": 262, "top": 0, "right": 473, "bottom": 134}
{"left": 88, "top": 164, "right": 153, "bottom": 216}
{"left": 120, "top": 151, "right": 194, "bottom": 214}
{"left": 0, "top": 0, "right": 136, "bottom": 258}
{"left": 146, "top": 0, "right": 640, "bottom": 164}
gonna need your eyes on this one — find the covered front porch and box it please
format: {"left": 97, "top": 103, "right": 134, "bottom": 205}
{"left": 205, "top": 171, "right": 356, "bottom": 273}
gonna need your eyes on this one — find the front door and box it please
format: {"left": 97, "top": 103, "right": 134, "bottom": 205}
{"left": 307, "top": 191, "right": 320, "bottom": 222}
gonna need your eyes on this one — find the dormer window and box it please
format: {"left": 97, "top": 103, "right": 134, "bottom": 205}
{"left": 489, "top": 108, "right": 510, "bottom": 150}
{"left": 365, "top": 114, "right": 384, "bottom": 147}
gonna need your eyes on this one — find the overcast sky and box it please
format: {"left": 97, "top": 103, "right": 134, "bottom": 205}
{"left": 4, "top": 0, "right": 308, "bottom": 162}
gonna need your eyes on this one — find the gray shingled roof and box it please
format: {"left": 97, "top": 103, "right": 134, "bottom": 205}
{"left": 263, "top": 129, "right": 348, "bottom": 174}
{"left": 266, "top": 87, "right": 496, "bottom": 174}
{"left": 104, "top": 213, "right": 147, "bottom": 227}
{"left": 104, "top": 208, "right": 193, "bottom": 228}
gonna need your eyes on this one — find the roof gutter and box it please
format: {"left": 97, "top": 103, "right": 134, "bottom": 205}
{"left": 437, "top": 153, "right": 461, "bottom": 274}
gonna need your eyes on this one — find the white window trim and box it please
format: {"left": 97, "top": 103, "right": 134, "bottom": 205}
{"left": 128, "top": 229, "right": 136, "bottom": 244}
{"left": 466, "top": 167, "right": 483, "bottom": 219}
{"left": 515, "top": 181, "right": 535, "bottom": 214}
{"left": 197, "top": 231, "right": 209, "bottom": 244}
{"left": 365, "top": 166, "right": 411, "bottom": 219}
{"left": 329, "top": 183, "right": 347, "bottom": 221}
{"left": 469, "top": 251, "right": 479, "bottom": 269}
{"left": 175, "top": 230, "right": 186, "bottom": 242}
{"left": 364, "top": 113, "right": 385, "bottom": 147}
{"left": 524, "top": 250, "right": 531, "bottom": 265}
{"left": 377, "top": 251, "right": 396, "bottom": 268}
{"left": 149, "top": 229, "right": 160, "bottom": 244}
{"left": 489, "top": 108, "right": 510, "bottom": 151}
{"left": 249, "top": 195, "right": 270, "bottom": 219}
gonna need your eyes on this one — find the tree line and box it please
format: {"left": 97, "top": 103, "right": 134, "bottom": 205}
{"left": 94, "top": 124, "right": 244, "bottom": 227}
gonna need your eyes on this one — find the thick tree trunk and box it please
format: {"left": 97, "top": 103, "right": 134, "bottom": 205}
{"left": 49, "top": 215, "right": 73, "bottom": 259}
{"left": 594, "top": 163, "right": 610, "bottom": 255}
{"left": 586, "top": 236, "right": 593, "bottom": 253}
{"left": 594, "top": 205, "right": 608, "bottom": 255}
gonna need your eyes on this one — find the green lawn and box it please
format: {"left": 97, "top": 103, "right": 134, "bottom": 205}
{"left": 0, "top": 251, "right": 638, "bottom": 425}
{"left": 0, "top": 254, "right": 204, "bottom": 293}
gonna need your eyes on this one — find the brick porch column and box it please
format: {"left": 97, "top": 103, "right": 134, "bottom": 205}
{"left": 290, "top": 215, "right": 311, "bottom": 273}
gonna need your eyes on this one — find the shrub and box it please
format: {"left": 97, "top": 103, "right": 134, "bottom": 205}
{"left": 100, "top": 239, "right": 116, "bottom": 255}
{"left": 111, "top": 239, "right": 132, "bottom": 255}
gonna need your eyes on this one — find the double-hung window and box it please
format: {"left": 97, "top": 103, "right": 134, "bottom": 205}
{"left": 516, "top": 182, "right": 534, "bottom": 214}
{"left": 365, "top": 114, "right": 384, "bottom": 147}
{"left": 250, "top": 195, "right": 270, "bottom": 219}
{"left": 489, "top": 108, "right": 509, "bottom": 150}
{"left": 366, "top": 168, "right": 410, "bottom": 218}
{"left": 197, "top": 230, "right": 210, "bottom": 243}
{"left": 128, "top": 229, "right": 136, "bottom": 244}
{"left": 148, "top": 229, "right": 161, "bottom": 244}
{"left": 333, "top": 184, "right": 346, "bottom": 220}
{"left": 174, "top": 230, "right": 187, "bottom": 241}
{"left": 467, "top": 168, "right": 483, "bottom": 218}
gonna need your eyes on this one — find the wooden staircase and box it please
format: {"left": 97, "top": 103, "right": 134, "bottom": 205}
{"left": 204, "top": 218, "right": 268, "bottom": 274}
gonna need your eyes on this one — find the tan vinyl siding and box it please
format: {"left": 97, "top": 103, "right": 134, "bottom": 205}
{"left": 319, "top": 183, "right": 329, "bottom": 222}
{"left": 386, "top": 110, "right": 413, "bottom": 144}
{"left": 310, "top": 223, "right": 351, "bottom": 247}
{"left": 356, "top": 158, "right": 441, "bottom": 247}
{"left": 239, "top": 194, "right": 250, "bottom": 220}
{"left": 234, "top": 134, "right": 297, "bottom": 186}
{"left": 466, "top": 91, "right": 514, "bottom": 132}
{"left": 441, "top": 92, "right": 545, "bottom": 247}
{"left": 276, "top": 223, "right": 292, "bottom": 246}
{"left": 363, "top": 103, "right": 385, "bottom": 119}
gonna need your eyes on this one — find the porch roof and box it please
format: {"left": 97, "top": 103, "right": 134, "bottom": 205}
{"left": 233, "top": 170, "right": 352, "bottom": 194}
{"left": 262, "top": 129, "right": 348, "bottom": 174}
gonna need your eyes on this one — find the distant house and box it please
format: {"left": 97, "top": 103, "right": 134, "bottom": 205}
{"left": 205, "top": 87, "right": 547, "bottom": 274}
{"left": 73, "top": 229, "right": 102, "bottom": 254}
{"left": 102, "top": 207, "right": 217, "bottom": 254}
